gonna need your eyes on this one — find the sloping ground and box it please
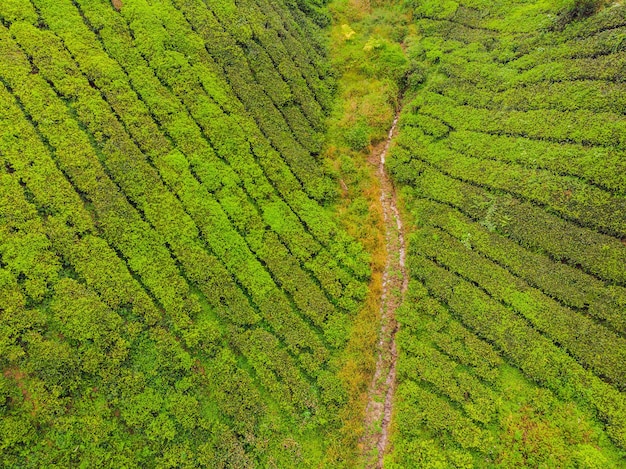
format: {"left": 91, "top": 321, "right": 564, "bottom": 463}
{"left": 0, "top": 0, "right": 371, "bottom": 466}
{"left": 360, "top": 111, "right": 405, "bottom": 469}
{"left": 386, "top": 1, "right": 626, "bottom": 467}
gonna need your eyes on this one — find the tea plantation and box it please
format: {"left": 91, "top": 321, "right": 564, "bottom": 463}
{"left": 1, "top": 0, "right": 626, "bottom": 467}
{"left": 0, "top": 0, "right": 371, "bottom": 466}
{"left": 386, "top": 0, "right": 626, "bottom": 467}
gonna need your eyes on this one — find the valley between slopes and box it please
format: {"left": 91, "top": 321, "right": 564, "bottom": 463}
{"left": 361, "top": 110, "right": 407, "bottom": 469}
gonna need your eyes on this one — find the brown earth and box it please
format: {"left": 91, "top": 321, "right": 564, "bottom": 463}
{"left": 360, "top": 110, "right": 408, "bottom": 468}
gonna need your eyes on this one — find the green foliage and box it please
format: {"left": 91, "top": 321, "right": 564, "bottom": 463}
{"left": 0, "top": 0, "right": 371, "bottom": 466}
{"left": 388, "top": 0, "right": 626, "bottom": 466}
{"left": 3, "top": 0, "right": 626, "bottom": 466}
{"left": 345, "top": 120, "right": 373, "bottom": 151}
{"left": 363, "top": 39, "right": 409, "bottom": 83}
{"left": 408, "top": 0, "right": 460, "bottom": 20}
{"left": 557, "top": 0, "right": 607, "bottom": 28}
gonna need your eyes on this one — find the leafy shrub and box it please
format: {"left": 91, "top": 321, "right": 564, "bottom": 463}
{"left": 345, "top": 120, "right": 372, "bottom": 151}
{"left": 557, "top": 0, "right": 606, "bottom": 28}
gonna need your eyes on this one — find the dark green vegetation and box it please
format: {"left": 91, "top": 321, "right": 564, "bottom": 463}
{"left": 0, "top": 0, "right": 373, "bottom": 466}
{"left": 3, "top": 0, "right": 626, "bottom": 467}
{"left": 386, "top": 0, "right": 626, "bottom": 466}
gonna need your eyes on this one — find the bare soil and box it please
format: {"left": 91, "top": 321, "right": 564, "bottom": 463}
{"left": 360, "top": 111, "right": 408, "bottom": 468}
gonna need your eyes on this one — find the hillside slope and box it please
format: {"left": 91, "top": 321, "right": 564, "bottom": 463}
{"left": 0, "top": 0, "right": 370, "bottom": 466}
{"left": 386, "top": 1, "right": 626, "bottom": 466}
{"left": 3, "top": 0, "right": 626, "bottom": 467}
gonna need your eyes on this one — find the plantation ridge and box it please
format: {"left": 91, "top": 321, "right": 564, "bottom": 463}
{"left": 1, "top": 0, "right": 625, "bottom": 467}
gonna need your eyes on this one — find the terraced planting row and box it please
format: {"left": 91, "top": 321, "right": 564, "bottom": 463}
{"left": 0, "top": 0, "right": 368, "bottom": 466}
{"left": 386, "top": 1, "right": 626, "bottom": 467}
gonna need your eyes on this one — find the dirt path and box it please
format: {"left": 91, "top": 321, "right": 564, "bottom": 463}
{"left": 361, "top": 110, "right": 408, "bottom": 468}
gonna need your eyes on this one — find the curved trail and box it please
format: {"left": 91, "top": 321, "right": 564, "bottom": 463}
{"left": 361, "top": 110, "right": 408, "bottom": 468}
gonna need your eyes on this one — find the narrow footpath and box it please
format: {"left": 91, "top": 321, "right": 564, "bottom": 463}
{"left": 361, "top": 110, "right": 408, "bottom": 468}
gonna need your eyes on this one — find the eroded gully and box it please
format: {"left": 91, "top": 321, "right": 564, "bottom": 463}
{"left": 361, "top": 110, "right": 408, "bottom": 469}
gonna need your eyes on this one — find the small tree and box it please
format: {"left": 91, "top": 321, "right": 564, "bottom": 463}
{"left": 557, "top": 0, "right": 605, "bottom": 28}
